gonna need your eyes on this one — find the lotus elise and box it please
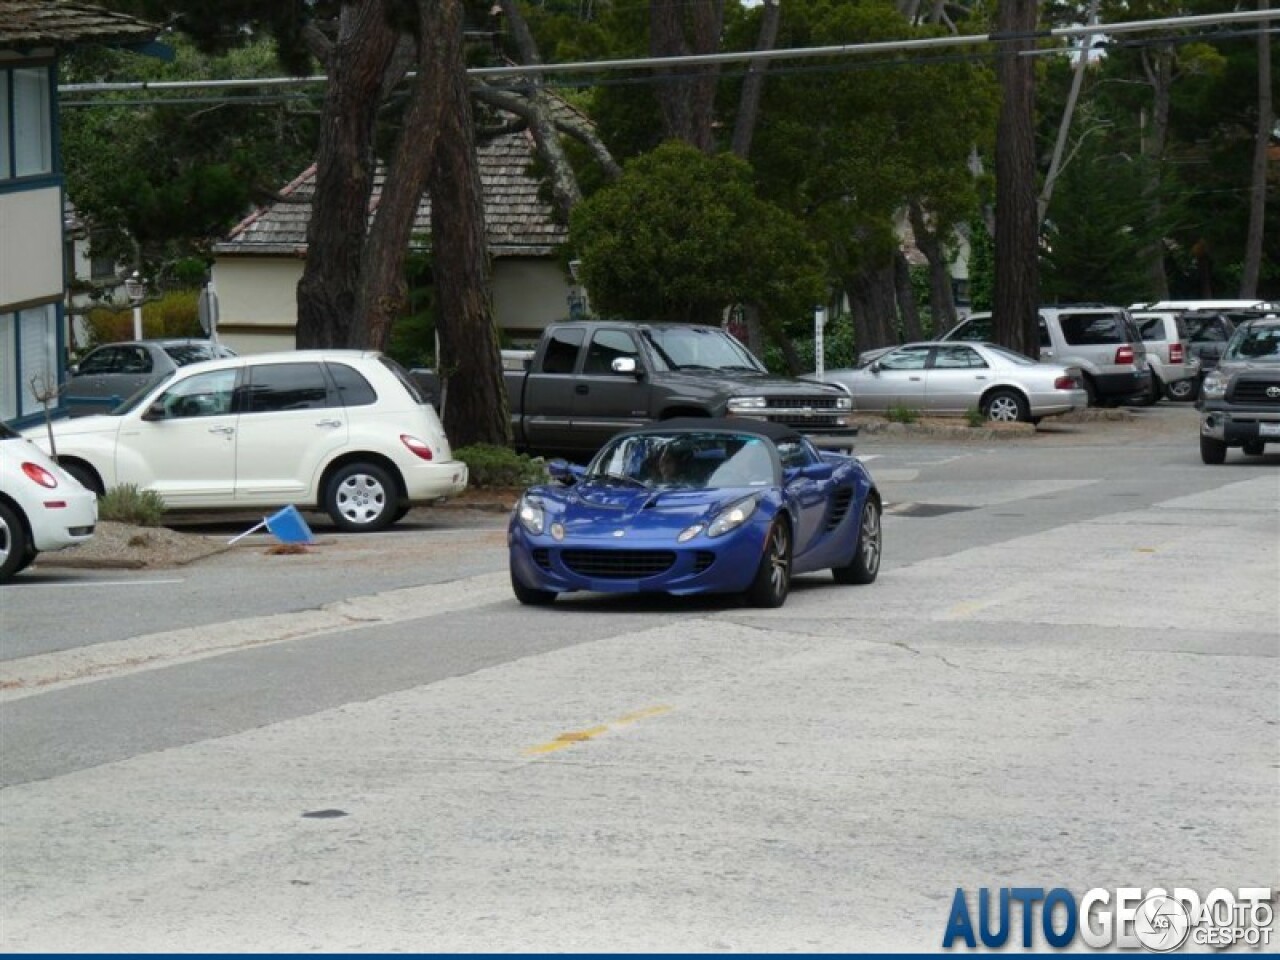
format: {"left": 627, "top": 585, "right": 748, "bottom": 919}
{"left": 507, "top": 418, "right": 881, "bottom": 607}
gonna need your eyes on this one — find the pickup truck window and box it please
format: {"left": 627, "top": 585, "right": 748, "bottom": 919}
{"left": 642, "top": 326, "right": 765, "bottom": 372}
{"left": 584, "top": 330, "right": 640, "bottom": 374}
{"left": 541, "top": 327, "right": 584, "bottom": 374}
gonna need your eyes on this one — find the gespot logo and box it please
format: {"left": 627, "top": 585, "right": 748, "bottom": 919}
{"left": 942, "top": 886, "right": 1274, "bottom": 951}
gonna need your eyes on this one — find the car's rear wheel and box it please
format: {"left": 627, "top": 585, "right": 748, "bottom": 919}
{"left": 1165, "top": 377, "right": 1196, "bottom": 402}
{"left": 510, "top": 569, "right": 556, "bottom": 606}
{"left": 59, "top": 458, "right": 102, "bottom": 496}
{"left": 746, "top": 519, "right": 791, "bottom": 608}
{"left": 982, "top": 389, "right": 1029, "bottom": 423}
{"left": 1200, "top": 435, "right": 1228, "bottom": 465}
{"left": 325, "top": 462, "right": 397, "bottom": 532}
{"left": 1135, "top": 374, "right": 1162, "bottom": 406}
{"left": 1242, "top": 440, "right": 1266, "bottom": 456}
{"left": 1081, "top": 375, "right": 1098, "bottom": 407}
{"left": 833, "top": 496, "right": 881, "bottom": 585}
{"left": 0, "top": 501, "right": 32, "bottom": 583}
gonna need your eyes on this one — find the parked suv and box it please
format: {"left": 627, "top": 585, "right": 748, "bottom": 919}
{"left": 926, "top": 306, "right": 1151, "bottom": 405}
{"left": 1132, "top": 311, "right": 1201, "bottom": 402}
{"left": 1195, "top": 316, "right": 1280, "bottom": 463}
{"left": 24, "top": 350, "right": 468, "bottom": 532}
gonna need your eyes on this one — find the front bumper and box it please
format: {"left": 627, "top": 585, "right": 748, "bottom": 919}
{"left": 1199, "top": 406, "right": 1280, "bottom": 444}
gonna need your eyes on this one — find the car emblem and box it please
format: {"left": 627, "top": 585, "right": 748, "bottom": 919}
{"left": 613, "top": 529, "right": 626, "bottom": 538}
{"left": 1268, "top": 386, "right": 1280, "bottom": 399}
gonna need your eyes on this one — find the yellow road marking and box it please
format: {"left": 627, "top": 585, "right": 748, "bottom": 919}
{"left": 524, "top": 705, "right": 673, "bottom": 756}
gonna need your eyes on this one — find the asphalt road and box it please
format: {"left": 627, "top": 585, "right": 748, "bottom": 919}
{"left": 1, "top": 404, "right": 1276, "bottom": 951}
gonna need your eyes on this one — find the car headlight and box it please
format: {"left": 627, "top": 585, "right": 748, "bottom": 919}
{"left": 706, "top": 495, "right": 760, "bottom": 538}
{"left": 727, "top": 396, "right": 767, "bottom": 411}
{"left": 1201, "top": 372, "right": 1228, "bottom": 399}
{"left": 834, "top": 396, "right": 853, "bottom": 411}
{"left": 516, "top": 496, "right": 545, "bottom": 535}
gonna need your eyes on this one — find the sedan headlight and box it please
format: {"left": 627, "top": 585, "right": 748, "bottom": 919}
{"left": 516, "top": 496, "right": 546, "bottom": 535}
{"left": 706, "top": 495, "right": 760, "bottom": 538}
{"left": 1201, "top": 371, "right": 1228, "bottom": 400}
{"left": 727, "top": 396, "right": 767, "bottom": 412}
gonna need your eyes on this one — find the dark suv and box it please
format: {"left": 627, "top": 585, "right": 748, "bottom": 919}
{"left": 1196, "top": 316, "right": 1280, "bottom": 464}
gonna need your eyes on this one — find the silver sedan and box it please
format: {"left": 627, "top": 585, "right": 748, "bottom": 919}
{"left": 818, "top": 341, "right": 1088, "bottom": 422}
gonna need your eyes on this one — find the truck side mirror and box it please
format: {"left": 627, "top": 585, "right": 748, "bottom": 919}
{"left": 611, "top": 357, "right": 642, "bottom": 378}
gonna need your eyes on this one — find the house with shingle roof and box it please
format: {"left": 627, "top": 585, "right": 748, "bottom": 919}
{"left": 210, "top": 127, "right": 575, "bottom": 354}
{"left": 1, "top": 0, "right": 161, "bottom": 425}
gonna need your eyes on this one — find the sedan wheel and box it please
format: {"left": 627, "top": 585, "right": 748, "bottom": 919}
{"left": 0, "top": 501, "right": 32, "bottom": 583}
{"left": 983, "top": 389, "right": 1029, "bottom": 423}
{"left": 833, "top": 496, "right": 881, "bottom": 585}
{"left": 325, "top": 462, "right": 397, "bottom": 532}
{"left": 746, "top": 520, "right": 791, "bottom": 608}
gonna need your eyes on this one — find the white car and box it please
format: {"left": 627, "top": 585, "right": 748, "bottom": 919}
{"left": 23, "top": 350, "right": 468, "bottom": 533}
{"left": 821, "top": 341, "right": 1087, "bottom": 422}
{"left": 1, "top": 423, "right": 98, "bottom": 582}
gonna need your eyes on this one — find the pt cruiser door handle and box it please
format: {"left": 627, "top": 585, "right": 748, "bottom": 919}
{"left": 315, "top": 418, "right": 342, "bottom": 428}
{"left": 208, "top": 425, "right": 234, "bottom": 435}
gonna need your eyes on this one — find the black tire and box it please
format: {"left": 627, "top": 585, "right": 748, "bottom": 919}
{"left": 325, "top": 462, "right": 398, "bottom": 532}
{"left": 0, "top": 500, "right": 33, "bottom": 583}
{"left": 746, "top": 518, "right": 791, "bottom": 608}
{"left": 1133, "top": 374, "right": 1162, "bottom": 406}
{"left": 1242, "top": 440, "right": 1266, "bottom": 456}
{"left": 1081, "top": 376, "right": 1098, "bottom": 407}
{"left": 833, "top": 496, "right": 882, "bottom": 585}
{"left": 982, "top": 389, "right": 1030, "bottom": 423}
{"left": 1200, "top": 435, "right": 1228, "bottom": 465}
{"left": 59, "top": 459, "right": 102, "bottom": 496}
{"left": 510, "top": 569, "right": 556, "bottom": 606}
{"left": 389, "top": 503, "right": 412, "bottom": 524}
{"left": 1165, "top": 377, "right": 1197, "bottom": 402}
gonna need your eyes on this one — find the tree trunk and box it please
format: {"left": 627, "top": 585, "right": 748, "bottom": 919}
{"left": 1139, "top": 46, "right": 1174, "bottom": 300}
{"left": 894, "top": 250, "right": 923, "bottom": 341}
{"left": 354, "top": 0, "right": 452, "bottom": 351}
{"left": 296, "top": 1, "right": 400, "bottom": 349}
{"left": 430, "top": 6, "right": 510, "bottom": 449}
{"left": 1240, "top": 0, "right": 1271, "bottom": 297}
{"left": 846, "top": 262, "right": 900, "bottom": 353}
{"left": 909, "top": 200, "right": 957, "bottom": 335}
{"left": 992, "top": 0, "right": 1040, "bottom": 358}
{"left": 650, "top": 0, "right": 724, "bottom": 152}
{"left": 730, "top": 0, "right": 780, "bottom": 160}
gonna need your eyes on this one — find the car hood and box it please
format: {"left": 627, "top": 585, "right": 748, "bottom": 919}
{"left": 528, "top": 481, "right": 763, "bottom": 541}
{"left": 662, "top": 370, "right": 848, "bottom": 397}
{"left": 23, "top": 415, "right": 123, "bottom": 443}
{"left": 1218, "top": 360, "right": 1280, "bottom": 378}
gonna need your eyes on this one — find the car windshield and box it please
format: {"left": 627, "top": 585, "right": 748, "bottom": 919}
{"left": 162, "top": 343, "right": 235, "bottom": 366}
{"left": 1224, "top": 324, "right": 1280, "bottom": 363}
{"left": 982, "top": 344, "right": 1036, "bottom": 366}
{"left": 641, "top": 328, "right": 766, "bottom": 373}
{"left": 586, "top": 430, "right": 777, "bottom": 490}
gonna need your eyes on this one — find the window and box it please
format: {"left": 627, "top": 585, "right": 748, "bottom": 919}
{"left": 0, "top": 304, "right": 59, "bottom": 421}
{"left": 878, "top": 347, "right": 931, "bottom": 370}
{"left": 2, "top": 65, "right": 53, "bottom": 180}
{"left": 540, "top": 327, "right": 584, "bottom": 374}
{"left": 950, "top": 316, "right": 993, "bottom": 342}
{"left": 1059, "top": 312, "right": 1123, "bottom": 345}
{"left": 932, "top": 345, "right": 988, "bottom": 369}
{"left": 328, "top": 362, "right": 378, "bottom": 406}
{"left": 243, "top": 363, "right": 333, "bottom": 413}
{"left": 77, "top": 346, "right": 127, "bottom": 375}
{"left": 583, "top": 329, "right": 639, "bottom": 374}
{"left": 1136, "top": 317, "right": 1166, "bottom": 341}
{"left": 158, "top": 369, "right": 237, "bottom": 419}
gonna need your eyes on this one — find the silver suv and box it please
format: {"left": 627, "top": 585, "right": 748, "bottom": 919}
{"left": 1132, "top": 310, "right": 1201, "bottom": 402}
{"left": 934, "top": 306, "right": 1151, "bottom": 405}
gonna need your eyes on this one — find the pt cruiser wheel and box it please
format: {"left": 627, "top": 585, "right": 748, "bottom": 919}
{"left": 325, "top": 462, "right": 397, "bottom": 532}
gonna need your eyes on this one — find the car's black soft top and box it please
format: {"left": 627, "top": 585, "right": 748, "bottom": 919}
{"left": 618, "top": 417, "right": 803, "bottom": 445}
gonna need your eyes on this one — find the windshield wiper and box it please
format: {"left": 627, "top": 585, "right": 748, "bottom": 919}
{"left": 586, "top": 472, "right": 651, "bottom": 489}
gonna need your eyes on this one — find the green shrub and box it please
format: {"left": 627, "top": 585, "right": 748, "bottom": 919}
{"left": 454, "top": 444, "right": 547, "bottom": 488}
{"left": 83, "top": 290, "right": 202, "bottom": 348}
{"left": 964, "top": 407, "right": 985, "bottom": 427}
{"left": 885, "top": 405, "right": 920, "bottom": 424}
{"left": 98, "top": 484, "right": 166, "bottom": 526}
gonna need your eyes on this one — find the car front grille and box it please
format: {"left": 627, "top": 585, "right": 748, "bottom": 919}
{"left": 531, "top": 548, "right": 551, "bottom": 570}
{"left": 561, "top": 549, "right": 676, "bottom": 579}
{"left": 693, "top": 551, "right": 715, "bottom": 573}
{"left": 767, "top": 395, "right": 844, "bottom": 410}
{"left": 1231, "top": 378, "right": 1280, "bottom": 404}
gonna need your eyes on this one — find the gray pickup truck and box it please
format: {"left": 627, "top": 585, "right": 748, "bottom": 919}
{"left": 499, "top": 321, "right": 855, "bottom": 456}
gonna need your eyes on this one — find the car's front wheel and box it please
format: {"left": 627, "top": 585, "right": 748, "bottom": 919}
{"left": 1200, "top": 435, "right": 1228, "bottom": 465}
{"left": 1165, "top": 378, "right": 1197, "bottom": 402}
{"left": 0, "top": 501, "right": 33, "bottom": 583}
{"left": 746, "top": 519, "right": 791, "bottom": 608}
{"left": 982, "top": 389, "right": 1030, "bottom": 423}
{"left": 325, "top": 462, "right": 398, "bottom": 532}
{"left": 510, "top": 569, "right": 556, "bottom": 606}
{"left": 833, "top": 496, "right": 881, "bottom": 585}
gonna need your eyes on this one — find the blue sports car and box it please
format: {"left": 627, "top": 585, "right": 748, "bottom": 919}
{"left": 507, "top": 418, "right": 881, "bottom": 607}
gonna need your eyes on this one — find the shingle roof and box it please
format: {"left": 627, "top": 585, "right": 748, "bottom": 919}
{"left": 215, "top": 128, "right": 569, "bottom": 259}
{"left": 0, "top": 0, "right": 159, "bottom": 49}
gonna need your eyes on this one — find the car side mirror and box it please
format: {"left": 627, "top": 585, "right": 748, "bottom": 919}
{"left": 141, "top": 401, "right": 166, "bottom": 422}
{"left": 869, "top": 362, "right": 882, "bottom": 374}
{"left": 611, "top": 356, "right": 643, "bottom": 379}
{"left": 68, "top": 364, "right": 80, "bottom": 376}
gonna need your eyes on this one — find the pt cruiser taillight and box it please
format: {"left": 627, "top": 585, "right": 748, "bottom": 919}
{"left": 400, "top": 435, "right": 434, "bottom": 461}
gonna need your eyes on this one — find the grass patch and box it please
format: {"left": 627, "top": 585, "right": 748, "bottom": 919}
{"left": 885, "top": 405, "right": 920, "bottom": 425}
{"left": 964, "top": 407, "right": 986, "bottom": 427}
{"left": 98, "top": 484, "right": 166, "bottom": 526}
